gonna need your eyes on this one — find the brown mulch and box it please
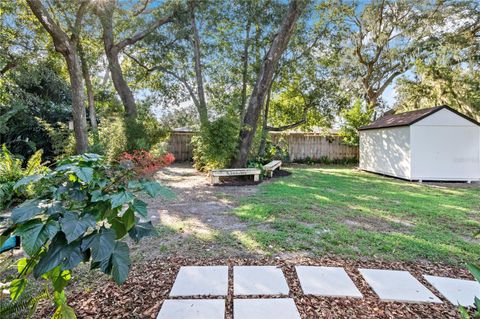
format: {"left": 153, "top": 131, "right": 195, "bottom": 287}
{"left": 35, "top": 256, "right": 474, "bottom": 319}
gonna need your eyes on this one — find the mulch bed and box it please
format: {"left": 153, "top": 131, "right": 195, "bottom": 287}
{"left": 35, "top": 256, "right": 474, "bottom": 319}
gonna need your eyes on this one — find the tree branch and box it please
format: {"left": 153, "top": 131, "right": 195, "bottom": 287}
{"left": 115, "top": 14, "right": 173, "bottom": 50}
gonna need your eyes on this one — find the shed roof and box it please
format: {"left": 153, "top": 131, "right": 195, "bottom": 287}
{"left": 358, "top": 105, "right": 479, "bottom": 131}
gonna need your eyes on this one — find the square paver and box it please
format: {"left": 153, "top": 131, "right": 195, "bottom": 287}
{"left": 424, "top": 275, "right": 480, "bottom": 307}
{"left": 295, "top": 266, "right": 363, "bottom": 298}
{"left": 234, "top": 266, "right": 289, "bottom": 295}
{"left": 359, "top": 269, "right": 442, "bottom": 303}
{"left": 234, "top": 298, "right": 300, "bottom": 319}
{"left": 169, "top": 266, "right": 228, "bottom": 297}
{"left": 157, "top": 299, "right": 225, "bottom": 319}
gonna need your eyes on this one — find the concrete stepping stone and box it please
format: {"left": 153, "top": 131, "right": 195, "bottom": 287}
{"left": 359, "top": 268, "right": 442, "bottom": 303}
{"left": 234, "top": 266, "right": 289, "bottom": 295}
{"left": 295, "top": 266, "right": 363, "bottom": 298}
{"left": 234, "top": 298, "right": 300, "bottom": 319}
{"left": 157, "top": 299, "right": 225, "bottom": 319}
{"left": 169, "top": 266, "right": 228, "bottom": 297}
{"left": 424, "top": 275, "right": 480, "bottom": 307}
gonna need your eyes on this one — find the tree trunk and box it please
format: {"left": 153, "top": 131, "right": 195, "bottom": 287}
{"left": 106, "top": 49, "right": 138, "bottom": 117}
{"left": 79, "top": 43, "right": 98, "bottom": 130}
{"left": 239, "top": 20, "right": 251, "bottom": 125}
{"left": 26, "top": 0, "right": 89, "bottom": 154}
{"left": 190, "top": 1, "right": 208, "bottom": 127}
{"left": 257, "top": 81, "right": 272, "bottom": 157}
{"left": 231, "top": 0, "right": 305, "bottom": 168}
{"left": 65, "top": 50, "right": 89, "bottom": 154}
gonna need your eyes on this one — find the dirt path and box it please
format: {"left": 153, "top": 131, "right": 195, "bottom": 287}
{"left": 132, "top": 163, "right": 261, "bottom": 260}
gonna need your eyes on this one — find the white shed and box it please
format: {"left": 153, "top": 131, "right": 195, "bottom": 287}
{"left": 359, "top": 106, "right": 480, "bottom": 182}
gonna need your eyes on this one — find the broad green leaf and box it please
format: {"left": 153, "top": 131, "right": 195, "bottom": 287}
{"left": 47, "top": 266, "right": 71, "bottom": 292}
{"left": 17, "top": 258, "right": 30, "bottom": 275}
{"left": 60, "top": 212, "right": 96, "bottom": 243}
{"left": 467, "top": 263, "right": 480, "bottom": 282}
{"left": 73, "top": 167, "right": 94, "bottom": 183}
{"left": 47, "top": 201, "right": 65, "bottom": 215}
{"left": 9, "top": 278, "right": 27, "bottom": 301}
{"left": 127, "top": 180, "right": 142, "bottom": 190}
{"left": 110, "top": 241, "right": 130, "bottom": 284}
{"left": 122, "top": 209, "right": 136, "bottom": 231}
{"left": 13, "top": 174, "right": 44, "bottom": 190}
{"left": 11, "top": 199, "right": 45, "bottom": 223}
{"left": 131, "top": 199, "right": 148, "bottom": 218}
{"left": 33, "top": 233, "right": 83, "bottom": 277}
{"left": 60, "top": 241, "right": 84, "bottom": 271}
{"left": 53, "top": 290, "right": 67, "bottom": 306}
{"left": 81, "top": 227, "right": 115, "bottom": 262}
{"left": 109, "top": 191, "right": 134, "bottom": 209}
{"left": 52, "top": 304, "right": 76, "bottom": 319}
{"left": 110, "top": 217, "right": 128, "bottom": 239}
{"left": 15, "top": 219, "right": 59, "bottom": 255}
{"left": 55, "top": 164, "right": 76, "bottom": 172}
{"left": 91, "top": 190, "right": 105, "bottom": 202}
{"left": 128, "top": 222, "right": 157, "bottom": 242}
{"left": 142, "top": 181, "right": 175, "bottom": 198}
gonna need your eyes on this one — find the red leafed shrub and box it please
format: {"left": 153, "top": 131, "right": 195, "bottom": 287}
{"left": 119, "top": 150, "right": 175, "bottom": 177}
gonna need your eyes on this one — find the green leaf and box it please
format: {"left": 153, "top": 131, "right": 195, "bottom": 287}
{"left": 53, "top": 290, "right": 67, "bottom": 306}
{"left": 47, "top": 267, "right": 71, "bottom": 292}
{"left": 33, "top": 233, "right": 84, "bottom": 277}
{"left": 11, "top": 199, "right": 45, "bottom": 223}
{"left": 127, "top": 180, "right": 142, "bottom": 190}
{"left": 73, "top": 167, "right": 94, "bottom": 183}
{"left": 131, "top": 199, "right": 148, "bottom": 218}
{"left": 109, "top": 191, "right": 134, "bottom": 209}
{"left": 109, "top": 242, "right": 130, "bottom": 284}
{"left": 15, "top": 219, "right": 59, "bottom": 256}
{"left": 110, "top": 209, "right": 135, "bottom": 239}
{"left": 52, "top": 303, "right": 76, "bottom": 319}
{"left": 459, "top": 305, "right": 470, "bottom": 319}
{"left": 47, "top": 201, "right": 65, "bottom": 215}
{"left": 81, "top": 227, "right": 115, "bottom": 262}
{"left": 128, "top": 221, "right": 157, "bottom": 242}
{"left": 467, "top": 263, "right": 480, "bottom": 282}
{"left": 110, "top": 217, "right": 128, "bottom": 239}
{"left": 9, "top": 278, "right": 27, "bottom": 301}
{"left": 91, "top": 190, "right": 105, "bottom": 202}
{"left": 52, "top": 301, "right": 77, "bottom": 319}
{"left": 60, "top": 212, "right": 96, "bottom": 243}
{"left": 13, "top": 174, "right": 44, "bottom": 190}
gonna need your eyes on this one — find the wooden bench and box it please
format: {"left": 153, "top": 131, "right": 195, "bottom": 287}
{"left": 209, "top": 168, "right": 261, "bottom": 185}
{"left": 263, "top": 160, "right": 282, "bottom": 177}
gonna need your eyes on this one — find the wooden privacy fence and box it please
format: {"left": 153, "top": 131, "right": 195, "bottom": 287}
{"left": 270, "top": 132, "right": 358, "bottom": 161}
{"left": 167, "top": 131, "right": 358, "bottom": 162}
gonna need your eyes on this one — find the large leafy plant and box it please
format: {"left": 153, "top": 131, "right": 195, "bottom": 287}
{"left": 0, "top": 153, "right": 167, "bottom": 318}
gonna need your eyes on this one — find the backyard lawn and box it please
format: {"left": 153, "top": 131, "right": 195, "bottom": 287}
{"left": 233, "top": 166, "right": 480, "bottom": 264}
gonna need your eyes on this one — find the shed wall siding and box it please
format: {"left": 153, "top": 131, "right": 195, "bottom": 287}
{"left": 359, "top": 126, "right": 411, "bottom": 179}
{"left": 410, "top": 125, "right": 480, "bottom": 181}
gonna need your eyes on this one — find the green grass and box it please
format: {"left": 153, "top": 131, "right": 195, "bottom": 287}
{"left": 232, "top": 166, "right": 480, "bottom": 264}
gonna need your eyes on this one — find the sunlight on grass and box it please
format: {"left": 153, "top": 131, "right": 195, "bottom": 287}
{"left": 232, "top": 166, "right": 480, "bottom": 264}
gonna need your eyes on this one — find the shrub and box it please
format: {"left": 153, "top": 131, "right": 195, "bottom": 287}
{"left": 93, "top": 110, "right": 169, "bottom": 163}
{"left": 119, "top": 150, "right": 175, "bottom": 178}
{"left": 0, "top": 145, "right": 49, "bottom": 208}
{"left": 192, "top": 116, "right": 239, "bottom": 171}
{"left": 339, "top": 100, "right": 374, "bottom": 146}
{"left": 0, "top": 153, "right": 171, "bottom": 318}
